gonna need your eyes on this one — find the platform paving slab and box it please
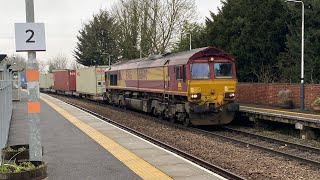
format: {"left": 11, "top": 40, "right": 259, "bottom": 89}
{"left": 40, "top": 93, "right": 226, "bottom": 180}
{"left": 7, "top": 92, "right": 141, "bottom": 180}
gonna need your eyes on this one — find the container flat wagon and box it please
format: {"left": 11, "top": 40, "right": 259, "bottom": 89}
{"left": 53, "top": 70, "right": 76, "bottom": 94}
{"left": 75, "top": 66, "right": 108, "bottom": 100}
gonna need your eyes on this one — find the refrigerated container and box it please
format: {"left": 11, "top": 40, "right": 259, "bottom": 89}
{"left": 76, "top": 66, "right": 107, "bottom": 100}
{"left": 40, "top": 73, "right": 54, "bottom": 90}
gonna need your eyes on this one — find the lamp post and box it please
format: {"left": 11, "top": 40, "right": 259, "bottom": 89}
{"left": 133, "top": 46, "right": 142, "bottom": 58}
{"left": 102, "top": 53, "right": 112, "bottom": 67}
{"left": 181, "top": 33, "right": 192, "bottom": 50}
{"left": 285, "top": 0, "right": 305, "bottom": 110}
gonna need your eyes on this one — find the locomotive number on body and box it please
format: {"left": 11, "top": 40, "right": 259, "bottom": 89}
{"left": 138, "top": 69, "right": 147, "bottom": 80}
{"left": 126, "top": 70, "right": 132, "bottom": 80}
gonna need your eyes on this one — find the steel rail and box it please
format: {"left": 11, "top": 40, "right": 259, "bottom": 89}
{"left": 222, "top": 127, "right": 320, "bottom": 153}
{"left": 196, "top": 128, "right": 320, "bottom": 168}
{"left": 62, "top": 101, "right": 245, "bottom": 180}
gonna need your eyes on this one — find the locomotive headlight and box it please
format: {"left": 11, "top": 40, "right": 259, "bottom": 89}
{"left": 191, "top": 93, "right": 201, "bottom": 99}
{"left": 225, "top": 92, "right": 235, "bottom": 98}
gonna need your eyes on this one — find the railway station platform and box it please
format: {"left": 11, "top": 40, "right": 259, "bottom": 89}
{"left": 6, "top": 91, "right": 225, "bottom": 180}
{"left": 238, "top": 104, "right": 320, "bottom": 139}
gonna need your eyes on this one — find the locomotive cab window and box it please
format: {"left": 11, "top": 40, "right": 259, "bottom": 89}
{"left": 214, "top": 63, "right": 233, "bottom": 79}
{"left": 191, "top": 63, "right": 210, "bottom": 79}
{"left": 175, "top": 66, "right": 185, "bottom": 80}
{"left": 109, "top": 74, "right": 118, "bottom": 86}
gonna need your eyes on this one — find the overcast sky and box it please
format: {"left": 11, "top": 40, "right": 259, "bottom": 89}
{"left": 0, "top": 0, "right": 222, "bottom": 63}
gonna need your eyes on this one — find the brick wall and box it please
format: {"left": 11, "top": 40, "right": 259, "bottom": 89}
{"left": 236, "top": 83, "right": 320, "bottom": 109}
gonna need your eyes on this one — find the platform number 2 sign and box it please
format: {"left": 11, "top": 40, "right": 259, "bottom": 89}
{"left": 15, "top": 23, "right": 46, "bottom": 52}
{"left": 26, "top": 29, "right": 36, "bottom": 43}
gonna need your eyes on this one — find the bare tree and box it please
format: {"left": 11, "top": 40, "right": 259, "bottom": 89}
{"left": 4, "top": 54, "right": 26, "bottom": 70}
{"left": 112, "top": 0, "right": 196, "bottom": 57}
{"left": 48, "top": 54, "right": 68, "bottom": 71}
{"left": 38, "top": 60, "right": 49, "bottom": 74}
{"left": 69, "top": 60, "right": 85, "bottom": 69}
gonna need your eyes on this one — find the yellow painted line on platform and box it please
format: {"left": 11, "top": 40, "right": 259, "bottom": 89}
{"left": 240, "top": 106, "right": 320, "bottom": 118}
{"left": 41, "top": 96, "right": 172, "bottom": 180}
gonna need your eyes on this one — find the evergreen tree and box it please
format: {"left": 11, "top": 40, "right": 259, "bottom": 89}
{"left": 173, "top": 22, "right": 210, "bottom": 52}
{"left": 73, "top": 10, "right": 119, "bottom": 66}
{"left": 278, "top": 0, "right": 320, "bottom": 83}
{"left": 206, "top": 0, "right": 288, "bottom": 82}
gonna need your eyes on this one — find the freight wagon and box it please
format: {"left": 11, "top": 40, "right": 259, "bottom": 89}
{"left": 40, "top": 73, "right": 54, "bottom": 91}
{"left": 75, "top": 66, "right": 108, "bottom": 100}
{"left": 53, "top": 70, "right": 76, "bottom": 94}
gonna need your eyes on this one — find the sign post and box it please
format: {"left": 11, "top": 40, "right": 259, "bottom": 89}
{"left": 14, "top": 0, "right": 46, "bottom": 161}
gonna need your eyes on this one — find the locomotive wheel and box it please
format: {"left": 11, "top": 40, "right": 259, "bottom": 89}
{"left": 152, "top": 108, "right": 157, "bottom": 116}
{"left": 119, "top": 101, "right": 126, "bottom": 110}
{"left": 158, "top": 113, "right": 165, "bottom": 120}
{"left": 169, "top": 117, "right": 176, "bottom": 123}
{"left": 183, "top": 118, "right": 191, "bottom": 127}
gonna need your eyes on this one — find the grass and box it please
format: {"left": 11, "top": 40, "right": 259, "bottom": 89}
{"left": 2, "top": 146, "right": 27, "bottom": 153}
{"left": 0, "top": 161, "right": 39, "bottom": 173}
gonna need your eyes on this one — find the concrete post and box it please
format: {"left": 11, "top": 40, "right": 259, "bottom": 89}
{"left": 25, "top": 0, "right": 42, "bottom": 161}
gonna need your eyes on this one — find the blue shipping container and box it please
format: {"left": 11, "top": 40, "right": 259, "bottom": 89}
{"left": 21, "top": 73, "right": 27, "bottom": 89}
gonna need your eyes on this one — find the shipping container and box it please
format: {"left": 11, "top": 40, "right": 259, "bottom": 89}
{"left": 40, "top": 73, "right": 54, "bottom": 90}
{"left": 47, "top": 73, "right": 54, "bottom": 89}
{"left": 20, "top": 73, "right": 27, "bottom": 89}
{"left": 76, "top": 66, "right": 107, "bottom": 100}
{"left": 53, "top": 70, "right": 76, "bottom": 92}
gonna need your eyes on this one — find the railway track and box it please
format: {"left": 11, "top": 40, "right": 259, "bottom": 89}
{"left": 176, "top": 124, "right": 320, "bottom": 168}
{"left": 218, "top": 127, "right": 320, "bottom": 167}
{"left": 62, "top": 100, "right": 245, "bottom": 180}
{"left": 49, "top": 93, "right": 320, "bottom": 177}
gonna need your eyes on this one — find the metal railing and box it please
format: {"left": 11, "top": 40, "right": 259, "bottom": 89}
{"left": 0, "top": 65, "right": 13, "bottom": 150}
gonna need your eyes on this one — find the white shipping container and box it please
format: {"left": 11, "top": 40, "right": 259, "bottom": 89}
{"left": 40, "top": 74, "right": 48, "bottom": 89}
{"left": 47, "top": 73, "right": 54, "bottom": 89}
{"left": 76, "top": 66, "right": 107, "bottom": 95}
{"left": 40, "top": 73, "right": 54, "bottom": 89}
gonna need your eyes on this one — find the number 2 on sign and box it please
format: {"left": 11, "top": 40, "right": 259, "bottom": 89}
{"left": 26, "top": 29, "right": 35, "bottom": 43}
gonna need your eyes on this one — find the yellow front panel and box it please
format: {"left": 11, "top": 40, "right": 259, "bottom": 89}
{"left": 188, "top": 79, "right": 237, "bottom": 107}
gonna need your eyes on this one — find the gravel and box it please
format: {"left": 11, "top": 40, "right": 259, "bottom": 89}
{"left": 50, "top": 94, "right": 320, "bottom": 180}
{"left": 231, "top": 126, "right": 320, "bottom": 148}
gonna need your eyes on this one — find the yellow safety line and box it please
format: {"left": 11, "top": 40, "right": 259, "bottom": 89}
{"left": 241, "top": 105, "right": 320, "bottom": 118}
{"left": 41, "top": 96, "right": 172, "bottom": 180}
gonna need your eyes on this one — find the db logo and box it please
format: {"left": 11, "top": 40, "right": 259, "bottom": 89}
{"left": 77, "top": 72, "right": 80, "bottom": 76}
{"left": 96, "top": 69, "right": 105, "bottom": 73}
